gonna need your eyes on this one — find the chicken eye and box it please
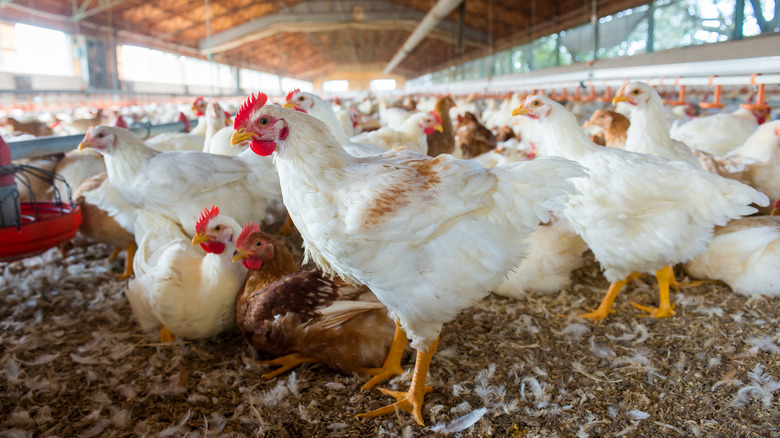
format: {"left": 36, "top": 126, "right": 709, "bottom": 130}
{"left": 532, "top": 101, "right": 540, "bottom": 107}
{"left": 214, "top": 225, "right": 221, "bottom": 231}
{"left": 255, "top": 241, "right": 262, "bottom": 247}
{"left": 632, "top": 89, "right": 640, "bottom": 95}
{"left": 97, "top": 132, "right": 104, "bottom": 138}
{"left": 298, "top": 96, "right": 305, "bottom": 101}
{"left": 259, "top": 118, "right": 270, "bottom": 126}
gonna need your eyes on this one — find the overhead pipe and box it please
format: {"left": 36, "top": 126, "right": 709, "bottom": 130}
{"left": 8, "top": 119, "right": 198, "bottom": 161}
{"left": 383, "top": 0, "right": 465, "bottom": 74}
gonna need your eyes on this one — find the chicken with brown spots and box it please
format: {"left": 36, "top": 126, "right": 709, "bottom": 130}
{"left": 232, "top": 223, "right": 396, "bottom": 379}
{"left": 582, "top": 109, "right": 629, "bottom": 149}
{"left": 425, "top": 95, "right": 457, "bottom": 157}
{"left": 455, "top": 112, "right": 497, "bottom": 159}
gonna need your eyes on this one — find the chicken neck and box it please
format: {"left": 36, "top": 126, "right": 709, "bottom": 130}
{"left": 626, "top": 96, "right": 675, "bottom": 148}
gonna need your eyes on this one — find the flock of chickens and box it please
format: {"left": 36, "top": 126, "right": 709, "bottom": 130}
{"left": 4, "top": 82, "right": 780, "bottom": 426}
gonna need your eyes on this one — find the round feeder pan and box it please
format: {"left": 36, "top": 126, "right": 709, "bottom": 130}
{"left": 0, "top": 202, "right": 82, "bottom": 262}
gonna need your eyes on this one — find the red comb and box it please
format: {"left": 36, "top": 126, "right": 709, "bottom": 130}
{"left": 234, "top": 92, "right": 268, "bottom": 130}
{"left": 194, "top": 96, "right": 204, "bottom": 104}
{"left": 286, "top": 88, "right": 301, "bottom": 102}
{"left": 237, "top": 221, "right": 262, "bottom": 247}
{"left": 774, "top": 198, "right": 780, "bottom": 210}
{"left": 430, "top": 110, "right": 442, "bottom": 125}
{"left": 195, "top": 205, "right": 219, "bottom": 234}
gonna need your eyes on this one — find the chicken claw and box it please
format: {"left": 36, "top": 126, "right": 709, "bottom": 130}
{"left": 113, "top": 243, "right": 136, "bottom": 280}
{"left": 632, "top": 265, "right": 677, "bottom": 318}
{"left": 160, "top": 325, "right": 176, "bottom": 344}
{"left": 631, "top": 302, "right": 677, "bottom": 318}
{"left": 358, "top": 338, "right": 438, "bottom": 426}
{"left": 260, "top": 353, "right": 317, "bottom": 379}
{"left": 361, "top": 320, "right": 408, "bottom": 391}
{"left": 578, "top": 279, "right": 627, "bottom": 323}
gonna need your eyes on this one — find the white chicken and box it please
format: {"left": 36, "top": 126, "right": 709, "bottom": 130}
{"left": 231, "top": 92, "right": 584, "bottom": 425}
{"left": 284, "top": 89, "right": 385, "bottom": 157}
{"left": 126, "top": 206, "right": 246, "bottom": 341}
{"left": 203, "top": 102, "right": 247, "bottom": 156}
{"left": 513, "top": 95, "right": 768, "bottom": 322}
{"left": 684, "top": 202, "right": 780, "bottom": 297}
{"left": 495, "top": 213, "right": 589, "bottom": 298}
{"left": 723, "top": 120, "right": 780, "bottom": 208}
{"left": 52, "top": 149, "right": 106, "bottom": 201}
{"left": 670, "top": 106, "right": 761, "bottom": 156}
{"left": 350, "top": 111, "right": 442, "bottom": 155}
{"left": 614, "top": 82, "right": 700, "bottom": 167}
{"left": 77, "top": 126, "right": 280, "bottom": 236}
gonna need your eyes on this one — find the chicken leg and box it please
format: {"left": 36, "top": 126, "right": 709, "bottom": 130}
{"left": 278, "top": 212, "right": 295, "bottom": 235}
{"left": 107, "top": 247, "right": 122, "bottom": 262}
{"left": 579, "top": 271, "right": 646, "bottom": 322}
{"left": 632, "top": 265, "right": 677, "bottom": 318}
{"left": 357, "top": 337, "right": 438, "bottom": 426}
{"left": 115, "top": 242, "right": 136, "bottom": 280}
{"left": 361, "top": 320, "right": 408, "bottom": 390}
{"left": 160, "top": 325, "right": 176, "bottom": 344}
{"left": 260, "top": 353, "right": 317, "bottom": 379}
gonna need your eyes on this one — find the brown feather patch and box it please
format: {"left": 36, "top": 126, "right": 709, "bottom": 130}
{"left": 362, "top": 157, "right": 443, "bottom": 226}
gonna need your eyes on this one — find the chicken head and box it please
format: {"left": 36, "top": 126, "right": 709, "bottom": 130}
{"left": 613, "top": 81, "right": 654, "bottom": 107}
{"left": 419, "top": 111, "right": 444, "bottom": 135}
{"left": 283, "top": 89, "right": 313, "bottom": 113}
{"left": 231, "top": 93, "right": 290, "bottom": 156}
{"left": 231, "top": 222, "right": 275, "bottom": 270}
{"left": 192, "top": 96, "right": 207, "bottom": 117}
{"left": 512, "top": 95, "right": 554, "bottom": 120}
{"left": 78, "top": 126, "right": 117, "bottom": 153}
{"left": 192, "top": 205, "right": 238, "bottom": 254}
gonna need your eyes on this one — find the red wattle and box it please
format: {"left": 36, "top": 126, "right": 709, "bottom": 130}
{"left": 200, "top": 241, "right": 226, "bottom": 254}
{"left": 241, "top": 257, "right": 264, "bottom": 270}
{"left": 424, "top": 127, "right": 435, "bottom": 135}
{"left": 250, "top": 140, "right": 276, "bottom": 156}
{"left": 294, "top": 107, "right": 307, "bottom": 113}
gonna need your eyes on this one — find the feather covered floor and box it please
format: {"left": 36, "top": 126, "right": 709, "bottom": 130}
{"left": 1, "top": 238, "right": 779, "bottom": 437}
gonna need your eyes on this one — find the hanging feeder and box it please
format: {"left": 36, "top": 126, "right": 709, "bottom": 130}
{"left": 699, "top": 76, "right": 725, "bottom": 109}
{"left": 0, "top": 138, "right": 81, "bottom": 262}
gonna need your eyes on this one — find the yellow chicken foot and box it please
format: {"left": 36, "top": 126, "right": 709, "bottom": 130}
{"left": 361, "top": 320, "right": 408, "bottom": 390}
{"left": 278, "top": 212, "right": 295, "bottom": 235}
{"left": 160, "top": 325, "right": 176, "bottom": 344}
{"left": 107, "top": 247, "right": 121, "bottom": 262}
{"left": 632, "top": 265, "right": 677, "bottom": 318}
{"left": 260, "top": 353, "right": 317, "bottom": 379}
{"left": 579, "top": 278, "right": 628, "bottom": 323}
{"left": 668, "top": 274, "right": 715, "bottom": 292}
{"left": 114, "top": 243, "right": 137, "bottom": 280}
{"left": 357, "top": 337, "right": 438, "bottom": 426}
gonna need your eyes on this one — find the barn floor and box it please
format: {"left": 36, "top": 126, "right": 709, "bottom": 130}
{"left": 1, "top": 235, "right": 779, "bottom": 437}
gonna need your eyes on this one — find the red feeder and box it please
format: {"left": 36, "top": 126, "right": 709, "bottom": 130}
{"left": 0, "top": 202, "right": 81, "bottom": 262}
{"left": 0, "top": 137, "right": 82, "bottom": 262}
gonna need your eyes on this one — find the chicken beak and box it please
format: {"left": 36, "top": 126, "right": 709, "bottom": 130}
{"left": 191, "top": 233, "right": 211, "bottom": 246}
{"left": 282, "top": 102, "right": 297, "bottom": 109}
{"left": 433, "top": 124, "right": 443, "bottom": 133}
{"left": 612, "top": 93, "right": 630, "bottom": 105}
{"left": 511, "top": 105, "right": 528, "bottom": 116}
{"left": 232, "top": 249, "right": 250, "bottom": 263}
{"left": 77, "top": 140, "right": 92, "bottom": 151}
{"left": 231, "top": 128, "right": 254, "bottom": 146}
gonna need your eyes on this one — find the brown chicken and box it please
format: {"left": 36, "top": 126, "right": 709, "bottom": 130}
{"left": 455, "top": 112, "right": 497, "bottom": 159}
{"left": 426, "top": 95, "right": 457, "bottom": 157}
{"left": 232, "top": 223, "right": 395, "bottom": 379}
{"left": 494, "top": 125, "right": 516, "bottom": 142}
{"left": 72, "top": 172, "right": 136, "bottom": 279}
{"left": 3, "top": 117, "right": 53, "bottom": 137}
{"left": 583, "top": 109, "right": 629, "bottom": 148}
